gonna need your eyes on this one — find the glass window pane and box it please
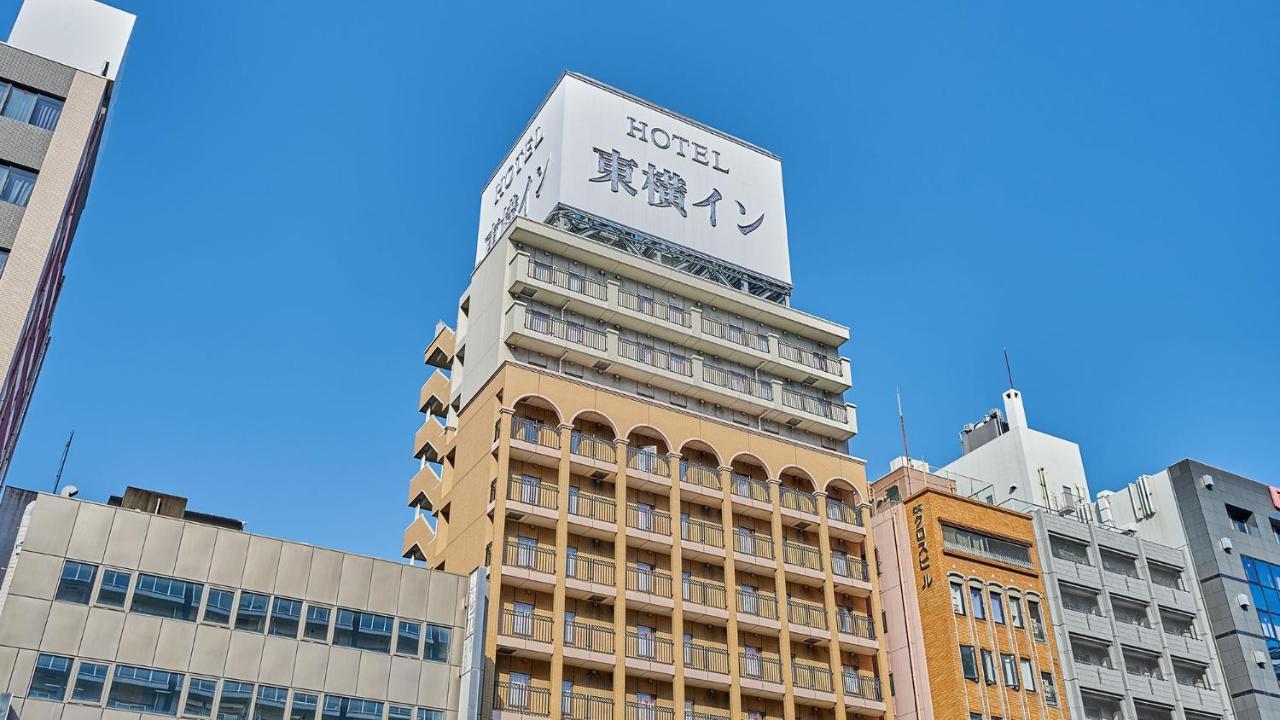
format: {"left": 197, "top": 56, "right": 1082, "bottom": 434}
{"left": 322, "top": 696, "right": 383, "bottom": 720}
{"left": 388, "top": 707, "right": 412, "bottom": 720}
{"left": 204, "top": 588, "right": 235, "bottom": 626}
{"left": 29, "top": 653, "right": 72, "bottom": 700}
{"left": 185, "top": 678, "right": 218, "bottom": 718}
{"left": 71, "top": 661, "right": 108, "bottom": 702}
{"left": 416, "top": 711, "right": 444, "bottom": 720}
{"left": 217, "top": 681, "right": 254, "bottom": 720}
{"left": 333, "top": 609, "right": 392, "bottom": 653}
{"left": 2, "top": 87, "right": 36, "bottom": 122}
{"left": 107, "top": 665, "right": 184, "bottom": 715}
{"left": 1, "top": 166, "right": 36, "bottom": 206}
{"left": 56, "top": 561, "right": 97, "bottom": 604}
{"left": 396, "top": 621, "right": 421, "bottom": 655}
{"left": 289, "top": 693, "right": 319, "bottom": 720}
{"left": 30, "top": 96, "right": 61, "bottom": 131}
{"left": 304, "top": 605, "right": 331, "bottom": 641}
{"left": 255, "top": 686, "right": 289, "bottom": 720}
{"left": 97, "top": 569, "right": 131, "bottom": 607}
{"left": 423, "top": 624, "right": 451, "bottom": 662}
{"left": 269, "top": 598, "right": 302, "bottom": 638}
{"left": 235, "top": 592, "right": 269, "bottom": 633}
{"left": 131, "top": 574, "right": 203, "bottom": 621}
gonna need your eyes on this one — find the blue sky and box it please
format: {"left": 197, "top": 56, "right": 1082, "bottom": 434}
{"left": 3, "top": 1, "right": 1276, "bottom": 558}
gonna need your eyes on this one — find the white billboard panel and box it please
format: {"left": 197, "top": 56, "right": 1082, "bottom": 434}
{"left": 8, "top": 0, "right": 134, "bottom": 80}
{"left": 477, "top": 73, "right": 790, "bottom": 285}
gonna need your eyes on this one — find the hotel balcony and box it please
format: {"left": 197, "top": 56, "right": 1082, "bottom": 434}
{"left": 729, "top": 474, "right": 772, "bottom": 518}
{"left": 831, "top": 553, "right": 871, "bottom": 594}
{"left": 568, "top": 430, "right": 617, "bottom": 477}
{"left": 566, "top": 489, "right": 617, "bottom": 540}
{"left": 682, "top": 642, "right": 731, "bottom": 688}
{"left": 401, "top": 515, "right": 434, "bottom": 560}
{"left": 824, "top": 498, "right": 866, "bottom": 540}
{"left": 565, "top": 554, "right": 616, "bottom": 600}
{"left": 503, "top": 416, "right": 561, "bottom": 468}
{"left": 624, "top": 702, "right": 674, "bottom": 720}
{"left": 1175, "top": 682, "right": 1225, "bottom": 717}
{"left": 626, "top": 565, "right": 674, "bottom": 612}
{"left": 626, "top": 504, "right": 673, "bottom": 551}
{"left": 424, "top": 322, "right": 455, "bottom": 369}
{"left": 562, "top": 692, "right": 613, "bottom": 720}
{"left": 413, "top": 416, "right": 452, "bottom": 463}
{"left": 781, "top": 541, "right": 824, "bottom": 585}
{"left": 842, "top": 672, "right": 886, "bottom": 713}
{"left": 791, "top": 662, "right": 837, "bottom": 707}
{"left": 778, "top": 486, "right": 820, "bottom": 528}
{"left": 496, "top": 607, "right": 554, "bottom": 659}
{"left": 732, "top": 529, "right": 776, "bottom": 573}
{"left": 738, "top": 652, "right": 785, "bottom": 699}
{"left": 493, "top": 681, "right": 550, "bottom": 719}
{"left": 563, "top": 619, "right": 616, "bottom": 671}
{"left": 735, "top": 589, "right": 781, "bottom": 633}
{"left": 624, "top": 631, "right": 675, "bottom": 680}
{"left": 786, "top": 598, "right": 829, "bottom": 643}
{"left": 494, "top": 476, "right": 558, "bottom": 528}
{"left": 1126, "top": 673, "right": 1176, "bottom": 709}
{"left": 407, "top": 463, "right": 442, "bottom": 512}
{"left": 681, "top": 578, "right": 729, "bottom": 623}
{"left": 836, "top": 610, "right": 878, "bottom": 654}
{"left": 678, "top": 459, "right": 724, "bottom": 502}
{"left": 626, "top": 446, "right": 673, "bottom": 493}
{"left": 680, "top": 517, "right": 726, "bottom": 562}
{"left": 502, "top": 541, "right": 557, "bottom": 591}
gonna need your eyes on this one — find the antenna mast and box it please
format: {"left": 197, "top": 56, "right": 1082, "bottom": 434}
{"left": 1004, "top": 348, "right": 1015, "bottom": 389}
{"left": 52, "top": 430, "right": 74, "bottom": 494}
{"left": 897, "top": 388, "right": 913, "bottom": 482}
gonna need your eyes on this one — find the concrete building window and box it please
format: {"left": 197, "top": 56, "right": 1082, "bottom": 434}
{"left": 71, "top": 661, "right": 108, "bottom": 703}
{"left": 1173, "top": 660, "right": 1211, "bottom": 689}
{"left": 944, "top": 524, "right": 1033, "bottom": 568}
{"left": 304, "top": 605, "right": 331, "bottom": 641}
{"left": 423, "top": 624, "right": 451, "bottom": 662}
{"left": 1008, "top": 596, "right": 1024, "bottom": 628}
{"left": 55, "top": 560, "right": 97, "bottom": 604}
{"left": 334, "top": 609, "right": 393, "bottom": 653}
{"left": 415, "top": 710, "right": 443, "bottom": 720}
{"left": 322, "top": 696, "right": 383, "bottom": 720}
{"left": 204, "top": 588, "right": 234, "bottom": 626}
{"left": 132, "top": 574, "right": 203, "bottom": 621}
{"left": 0, "top": 163, "right": 36, "bottom": 207}
{"left": 97, "top": 569, "right": 131, "bottom": 607}
{"left": 1027, "top": 598, "right": 1046, "bottom": 641}
{"left": 1227, "top": 504, "right": 1259, "bottom": 537}
{"left": 28, "top": 653, "right": 72, "bottom": 700}
{"left": 969, "top": 585, "right": 986, "bottom": 620}
{"left": 959, "top": 645, "right": 979, "bottom": 681}
{"left": 980, "top": 649, "right": 997, "bottom": 685}
{"left": 1019, "top": 658, "right": 1036, "bottom": 691}
{"left": 1049, "top": 535, "right": 1091, "bottom": 566}
{"left": 1148, "top": 562, "right": 1185, "bottom": 591}
{"left": 269, "top": 598, "right": 302, "bottom": 638}
{"left": 235, "top": 592, "right": 269, "bottom": 633}
{"left": 1100, "top": 548, "right": 1140, "bottom": 578}
{"left": 108, "top": 665, "right": 184, "bottom": 715}
{"left": 185, "top": 678, "right": 218, "bottom": 718}
{"left": 989, "top": 591, "right": 1006, "bottom": 624}
{"left": 388, "top": 708, "right": 411, "bottom": 720}
{"left": 1000, "top": 654, "right": 1019, "bottom": 688}
{"left": 0, "top": 82, "right": 63, "bottom": 130}
{"left": 397, "top": 621, "right": 421, "bottom": 655}
{"left": 950, "top": 579, "right": 965, "bottom": 615}
{"left": 255, "top": 686, "right": 289, "bottom": 720}
{"left": 1112, "top": 597, "right": 1151, "bottom": 627}
{"left": 1041, "top": 673, "right": 1058, "bottom": 706}
{"left": 1159, "top": 608, "right": 1196, "bottom": 638}
{"left": 1071, "top": 637, "right": 1113, "bottom": 669}
{"left": 218, "top": 681, "right": 254, "bottom": 720}
{"left": 290, "top": 693, "right": 319, "bottom": 720}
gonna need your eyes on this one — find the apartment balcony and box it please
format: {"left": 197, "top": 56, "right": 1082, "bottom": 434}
{"left": 836, "top": 610, "right": 878, "bottom": 655}
{"left": 1175, "top": 682, "right": 1225, "bottom": 716}
{"left": 497, "top": 476, "right": 559, "bottom": 528}
{"left": 419, "top": 369, "right": 451, "bottom": 419}
{"left": 496, "top": 607, "right": 554, "bottom": 658}
{"left": 624, "top": 702, "right": 673, "bottom": 720}
{"left": 1162, "top": 630, "right": 1211, "bottom": 659}
{"left": 733, "top": 530, "right": 776, "bottom": 573}
{"left": 729, "top": 474, "right": 772, "bottom": 518}
{"left": 626, "top": 504, "right": 673, "bottom": 551}
{"left": 680, "top": 517, "right": 727, "bottom": 562}
{"left": 1062, "top": 607, "right": 1113, "bottom": 640}
{"left": 735, "top": 589, "right": 781, "bottom": 633}
{"left": 830, "top": 553, "right": 871, "bottom": 594}
{"left": 782, "top": 541, "right": 824, "bottom": 585}
{"left": 502, "top": 542, "right": 557, "bottom": 591}
{"left": 568, "top": 431, "right": 617, "bottom": 477}
{"left": 1126, "top": 673, "right": 1175, "bottom": 707}
{"left": 682, "top": 642, "right": 731, "bottom": 688}
{"left": 493, "top": 681, "right": 550, "bottom": 719}
{"left": 626, "top": 447, "right": 673, "bottom": 493}
{"left": 424, "top": 322, "right": 455, "bottom": 369}
{"left": 563, "top": 619, "right": 615, "bottom": 671}
{"left": 1074, "top": 663, "right": 1127, "bottom": 696}
{"left": 1113, "top": 619, "right": 1163, "bottom": 648}
{"left": 824, "top": 498, "right": 866, "bottom": 540}
{"left": 505, "top": 416, "right": 561, "bottom": 468}
{"left": 738, "top": 652, "right": 785, "bottom": 699}
{"left": 1102, "top": 569, "right": 1151, "bottom": 598}
{"left": 413, "top": 417, "right": 452, "bottom": 463}
{"left": 625, "top": 632, "right": 675, "bottom": 679}
{"left": 407, "top": 463, "right": 442, "bottom": 511}
{"left": 1048, "top": 555, "right": 1099, "bottom": 586}
{"left": 562, "top": 692, "right": 613, "bottom": 720}
{"left": 679, "top": 459, "right": 724, "bottom": 502}
{"left": 566, "top": 489, "right": 617, "bottom": 540}
{"left": 778, "top": 486, "right": 820, "bottom": 527}
{"left": 1150, "top": 582, "right": 1198, "bottom": 613}
{"left": 786, "top": 598, "right": 828, "bottom": 643}
{"left": 626, "top": 565, "right": 674, "bottom": 612}
{"left": 842, "top": 672, "right": 886, "bottom": 714}
{"left": 681, "top": 578, "right": 730, "bottom": 623}
{"left": 791, "top": 662, "right": 837, "bottom": 707}
{"left": 565, "top": 555, "right": 616, "bottom": 601}
{"left": 685, "top": 712, "right": 729, "bottom": 720}
{"left": 401, "top": 515, "right": 435, "bottom": 560}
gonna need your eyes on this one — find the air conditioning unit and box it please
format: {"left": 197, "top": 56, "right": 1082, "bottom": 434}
{"left": 1220, "top": 537, "right": 1234, "bottom": 553}
{"left": 1254, "top": 650, "right": 1268, "bottom": 666}
{"left": 1238, "top": 593, "right": 1251, "bottom": 609}
{"left": 1201, "top": 474, "right": 1215, "bottom": 489}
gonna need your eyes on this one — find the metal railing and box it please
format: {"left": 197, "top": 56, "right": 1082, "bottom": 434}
{"left": 735, "top": 589, "right": 779, "bottom": 619}
{"left": 701, "top": 316, "right": 770, "bottom": 352}
{"left": 788, "top": 598, "right": 828, "bottom": 630}
{"left": 508, "top": 476, "right": 558, "bottom": 510}
{"left": 793, "top": 662, "right": 834, "bottom": 692}
{"left": 627, "top": 504, "right": 672, "bottom": 535}
{"left": 624, "top": 703, "right": 673, "bottom": 720}
{"left": 567, "top": 490, "right": 616, "bottom": 524}
{"left": 561, "top": 693, "right": 613, "bottom": 720}
{"left": 682, "top": 577, "right": 727, "bottom": 609}
{"left": 564, "top": 619, "right": 615, "bottom": 654}
{"left": 843, "top": 672, "right": 883, "bottom": 701}
{"left": 510, "top": 416, "right": 560, "bottom": 449}
{"left": 524, "top": 311, "right": 608, "bottom": 352}
{"left": 566, "top": 554, "right": 615, "bottom": 585}
{"left": 734, "top": 529, "right": 775, "bottom": 560}
{"left": 703, "top": 364, "right": 772, "bottom": 400}
{"left": 831, "top": 553, "right": 869, "bottom": 582}
{"left": 618, "top": 289, "right": 691, "bottom": 327}
{"left": 730, "top": 474, "right": 771, "bottom": 503}
{"left": 781, "top": 388, "right": 847, "bottom": 422}
{"left": 679, "top": 459, "right": 721, "bottom": 491}
{"left": 619, "top": 338, "right": 692, "bottom": 377}
{"left": 625, "top": 632, "right": 673, "bottom": 662}
{"left": 681, "top": 517, "right": 724, "bottom": 548}
{"left": 626, "top": 566, "right": 673, "bottom": 598}
{"left": 683, "top": 642, "right": 730, "bottom": 674}
{"left": 499, "top": 607, "right": 553, "bottom": 642}
{"left": 527, "top": 260, "right": 607, "bottom": 300}
{"left": 779, "top": 486, "right": 818, "bottom": 515}
{"left": 504, "top": 541, "right": 555, "bottom": 574}
{"left": 685, "top": 712, "right": 728, "bottom": 720}
{"left": 783, "top": 541, "right": 823, "bottom": 571}
{"left": 836, "top": 610, "right": 876, "bottom": 640}
{"left": 627, "top": 447, "right": 671, "bottom": 477}
{"left": 570, "top": 431, "right": 616, "bottom": 463}
{"left": 494, "top": 682, "right": 550, "bottom": 716}
{"left": 825, "top": 498, "right": 864, "bottom": 526}
{"left": 778, "top": 341, "right": 838, "bottom": 374}
{"left": 738, "top": 652, "right": 782, "bottom": 684}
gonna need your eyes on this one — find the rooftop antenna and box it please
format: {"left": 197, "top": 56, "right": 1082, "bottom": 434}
{"left": 52, "top": 430, "right": 74, "bottom": 494}
{"left": 897, "top": 388, "right": 914, "bottom": 483}
{"left": 1004, "top": 348, "right": 1015, "bottom": 389}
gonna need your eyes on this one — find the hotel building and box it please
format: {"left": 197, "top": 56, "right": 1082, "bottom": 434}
{"left": 403, "top": 73, "right": 887, "bottom": 720}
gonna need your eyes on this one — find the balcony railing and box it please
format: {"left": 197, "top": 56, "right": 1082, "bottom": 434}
{"left": 626, "top": 632, "right": 674, "bottom": 663}
{"left": 703, "top": 364, "right": 772, "bottom": 400}
{"left": 499, "top": 607, "right": 554, "bottom": 643}
{"left": 562, "top": 693, "right": 613, "bottom": 720}
{"left": 735, "top": 589, "right": 779, "bottom": 619}
{"left": 564, "top": 619, "right": 615, "bottom": 654}
{"left": 528, "top": 260, "right": 608, "bottom": 300}
{"left": 570, "top": 431, "right": 616, "bottom": 464}
{"left": 738, "top": 652, "right": 783, "bottom": 684}
{"left": 779, "top": 486, "right": 818, "bottom": 515}
{"left": 679, "top": 459, "right": 721, "bottom": 491}
{"left": 793, "top": 662, "right": 834, "bottom": 693}
{"left": 566, "top": 554, "right": 615, "bottom": 586}
{"left": 681, "top": 577, "right": 727, "bottom": 609}
{"left": 836, "top": 609, "right": 876, "bottom": 640}
{"left": 831, "top": 553, "right": 869, "bottom": 582}
{"left": 511, "top": 416, "right": 560, "bottom": 449}
{"left": 781, "top": 388, "right": 847, "bottom": 422}
{"left": 685, "top": 712, "right": 728, "bottom": 720}
{"left": 734, "top": 529, "right": 775, "bottom": 560}
{"left": 627, "top": 447, "right": 671, "bottom": 477}
{"left": 504, "top": 541, "right": 555, "bottom": 574}
{"left": 627, "top": 504, "right": 672, "bottom": 535}
{"left": 683, "top": 642, "right": 730, "bottom": 674}
{"left": 495, "top": 682, "right": 550, "bottom": 716}
{"left": 508, "top": 476, "right": 558, "bottom": 510}
{"left": 701, "top": 316, "right": 770, "bottom": 352}
{"left": 788, "top": 598, "right": 828, "bottom": 630}
{"left": 627, "top": 566, "right": 673, "bottom": 598}
{"left": 783, "top": 541, "right": 823, "bottom": 571}
{"left": 618, "top": 288, "right": 691, "bottom": 327}
{"left": 681, "top": 517, "right": 725, "bottom": 548}
{"left": 624, "top": 703, "right": 673, "bottom": 720}
{"left": 730, "top": 474, "right": 771, "bottom": 503}
{"left": 843, "top": 672, "right": 883, "bottom": 701}
{"left": 778, "top": 341, "right": 839, "bottom": 374}
{"left": 567, "top": 490, "right": 616, "bottom": 524}
{"left": 619, "top": 338, "right": 693, "bottom": 377}
{"left": 825, "top": 498, "right": 864, "bottom": 527}
{"left": 525, "top": 311, "right": 608, "bottom": 352}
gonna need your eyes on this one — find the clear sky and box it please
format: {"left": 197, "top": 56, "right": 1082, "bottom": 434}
{"left": 2, "top": 1, "right": 1276, "bottom": 559}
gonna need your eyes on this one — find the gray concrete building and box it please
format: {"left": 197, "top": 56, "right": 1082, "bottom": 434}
{"left": 0, "top": 486, "right": 481, "bottom": 720}
{"left": 1108, "top": 460, "right": 1280, "bottom": 720}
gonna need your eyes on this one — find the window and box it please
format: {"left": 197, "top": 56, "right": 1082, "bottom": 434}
{"left": 397, "top": 621, "right": 421, "bottom": 655}
{"left": 388, "top": 708, "right": 412, "bottom": 720}
{"left": 0, "top": 82, "right": 62, "bottom": 130}
{"left": 1042, "top": 673, "right": 1058, "bottom": 706}
{"left": 1148, "top": 562, "right": 1185, "bottom": 590}
{"left": 981, "top": 649, "right": 997, "bottom": 685}
{"left": 970, "top": 715, "right": 983, "bottom": 720}
{"left": 132, "top": 574, "right": 203, "bottom": 621}
{"left": 1009, "top": 596, "right": 1024, "bottom": 628}
{"left": 217, "top": 681, "right": 255, "bottom": 720}
{"left": 942, "top": 524, "right": 1033, "bottom": 568}
{"left": 1227, "top": 504, "right": 1258, "bottom": 536}
{"left": 185, "top": 678, "right": 218, "bottom": 718}
{"left": 72, "top": 661, "right": 108, "bottom": 702}
{"left": 1240, "top": 556, "right": 1280, "bottom": 682}
{"left": 290, "top": 693, "right": 319, "bottom": 720}
{"left": 255, "top": 686, "right": 289, "bottom": 720}
{"left": 1027, "top": 599, "right": 1045, "bottom": 641}
{"left": 959, "top": 645, "right": 979, "bottom": 681}
{"left": 269, "top": 598, "right": 302, "bottom": 638}
{"left": 1000, "top": 654, "right": 1019, "bottom": 688}
{"left": 0, "top": 248, "right": 8, "bottom": 278}
{"left": 56, "top": 561, "right": 97, "bottom": 604}
{"left": 321, "top": 695, "right": 383, "bottom": 720}
{"left": 416, "top": 711, "right": 444, "bottom": 720}
{"left": 235, "top": 592, "right": 269, "bottom": 633}
{"left": 334, "top": 609, "right": 393, "bottom": 653}
{"left": 304, "top": 605, "right": 331, "bottom": 641}
{"left": 204, "top": 588, "right": 234, "bottom": 626}
{"left": 0, "top": 164, "right": 36, "bottom": 207}
{"left": 950, "top": 580, "right": 965, "bottom": 615}
{"left": 1100, "top": 549, "right": 1139, "bottom": 578}
{"left": 423, "top": 624, "right": 451, "bottom": 662}
{"left": 107, "top": 665, "right": 184, "bottom": 715}
{"left": 990, "top": 591, "right": 1006, "bottom": 624}
{"left": 28, "top": 653, "right": 72, "bottom": 700}
{"left": 97, "top": 569, "right": 131, "bottom": 607}
{"left": 969, "top": 586, "right": 986, "bottom": 620}
{"left": 1019, "top": 658, "right": 1036, "bottom": 691}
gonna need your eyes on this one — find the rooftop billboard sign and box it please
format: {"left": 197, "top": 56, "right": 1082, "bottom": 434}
{"left": 476, "top": 72, "right": 791, "bottom": 285}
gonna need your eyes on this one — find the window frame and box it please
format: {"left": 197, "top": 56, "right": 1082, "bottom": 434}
{"left": 422, "top": 624, "right": 452, "bottom": 663}
{"left": 989, "top": 590, "right": 1006, "bottom": 624}
{"left": 959, "top": 645, "right": 979, "bottom": 682}
{"left": 969, "top": 585, "right": 986, "bottom": 620}
{"left": 949, "top": 579, "right": 966, "bottom": 615}
{"left": 55, "top": 560, "right": 98, "bottom": 605}
{"left": 96, "top": 568, "right": 132, "bottom": 608}
{"left": 1000, "top": 653, "right": 1019, "bottom": 689}
{"left": 28, "top": 653, "right": 73, "bottom": 701}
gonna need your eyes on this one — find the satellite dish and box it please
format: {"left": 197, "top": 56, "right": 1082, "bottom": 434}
{"left": 60, "top": 485, "right": 79, "bottom": 498}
